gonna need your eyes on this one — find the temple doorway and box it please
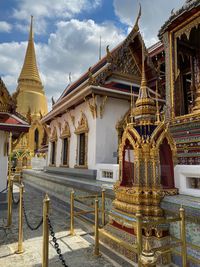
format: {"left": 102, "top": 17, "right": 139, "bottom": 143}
{"left": 159, "top": 138, "right": 174, "bottom": 189}
{"left": 121, "top": 139, "right": 134, "bottom": 187}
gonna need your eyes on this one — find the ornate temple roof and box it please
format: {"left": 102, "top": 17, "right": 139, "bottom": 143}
{"left": 158, "top": 0, "right": 200, "bottom": 38}
{"left": 42, "top": 7, "right": 162, "bottom": 124}
{"left": 18, "top": 16, "right": 42, "bottom": 84}
{"left": 0, "top": 78, "right": 16, "bottom": 113}
{"left": 0, "top": 78, "right": 30, "bottom": 133}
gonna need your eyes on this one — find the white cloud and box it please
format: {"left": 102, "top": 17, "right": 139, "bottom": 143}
{"left": 0, "top": 21, "right": 12, "bottom": 33}
{"left": 113, "top": 0, "right": 186, "bottom": 46}
{"left": 13, "top": 0, "right": 101, "bottom": 20}
{"left": 0, "top": 19, "right": 125, "bottom": 110}
{"left": 12, "top": 0, "right": 101, "bottom": 35}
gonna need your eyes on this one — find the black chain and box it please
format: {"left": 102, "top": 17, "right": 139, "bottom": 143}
{"left": 12, "top": 190, "right": 20, "bottom": 205}
{"left": 48, "top": 217, "right": 69, "bottom": 267}
{"left": 0, "top": 181, "right": 8, "bottom": 193}
{"left": 22, "top": 197, "right": 43, "bottom": 231}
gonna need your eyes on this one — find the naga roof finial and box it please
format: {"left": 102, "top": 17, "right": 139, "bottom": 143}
{"left": 133, "top": 3, "right": 141, "bottom": 32}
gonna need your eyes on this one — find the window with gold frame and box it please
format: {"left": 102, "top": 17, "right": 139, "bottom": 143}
{"left": 60, "top": 121, "right": 70, "bottom": 167}
{"left": 74, "top": 112, "right": 89, "bottom": 168}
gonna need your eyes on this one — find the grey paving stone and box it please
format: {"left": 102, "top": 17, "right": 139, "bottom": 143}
{"left": 0, "top": 183, "right": 116, "bottom": 267}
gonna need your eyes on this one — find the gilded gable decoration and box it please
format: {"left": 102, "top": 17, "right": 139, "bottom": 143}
{"left": 60, "top": 121, "right": 70, "bottom": 138}
{"left": 75, "top": 112, "right": 89, "bottom": 134}
{"left": 99, "top": 96, "right": 108, "bottom": 119}
{"left": 84, "top": 94, "right": 97, "bottom": 119}
{"left": 50, "top": 126, "right": 57, "bottom": 142}
{"left": 88, "top": 67, "right": 97, "bottom": 85}
{"left": 68, "top": 111, "right": 75, "bottom": 129}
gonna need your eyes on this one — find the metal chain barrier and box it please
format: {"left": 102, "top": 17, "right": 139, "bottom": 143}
{"left": 22, "top": 197, "right": 43, "bottom": 231}
{"left": 47, "top": 217, "right": 69, "bottom": 267}
{"left": 0, "top": 181, "right": 8, "bottom": 193}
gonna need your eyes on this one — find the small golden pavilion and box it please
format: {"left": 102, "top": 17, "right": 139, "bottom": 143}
{"left": 100, "top": 27, "right": 177, "bottom": 265}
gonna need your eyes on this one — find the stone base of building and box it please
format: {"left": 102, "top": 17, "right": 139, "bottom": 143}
{"left": 100, "top": 222, "right": 172, "bottom": 266}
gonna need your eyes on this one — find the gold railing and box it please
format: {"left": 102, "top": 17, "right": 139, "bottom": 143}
{"left": 70, "top": 189, "right": 106, "bottom": 256}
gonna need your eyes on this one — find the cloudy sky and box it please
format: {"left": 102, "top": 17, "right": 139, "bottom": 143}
{"left": 0, "top": 0, "right": 185, "bottom": 110}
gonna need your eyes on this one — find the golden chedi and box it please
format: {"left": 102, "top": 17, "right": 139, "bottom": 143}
{"left": 13, "top": 16, "right": 48, "bottom": 169}
{"left": 16, "top": 16, "right": 47, "bottom": 118}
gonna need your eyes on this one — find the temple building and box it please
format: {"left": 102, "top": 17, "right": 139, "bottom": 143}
{"left": 41, "top": 10, "right": 164, "bottom": 182}
{"left": 158, "top": 0, "right": 200, "bottom": 197}
{"left": 21, "top": 1, "right": 200, "bottom": 266}
{"left": 13, "top": 16, "right": 48, "bottom": 170}
{"left": 0, "top": 78, "right": 29, "bottom": 197}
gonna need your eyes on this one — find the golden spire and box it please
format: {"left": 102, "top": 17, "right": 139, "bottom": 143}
{"left": 18, "top": 16, "right": 42, "bottom": 84}
{"left": 29, "top": 15, "right": 33, "bottom": 41}
{"left": 134, "top": 36, "right": 156, "bottom": 124}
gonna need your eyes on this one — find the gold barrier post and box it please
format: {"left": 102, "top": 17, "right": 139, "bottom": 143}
{"left": 70, "top": 190, "right": 75, "bottom": 235}
{"left": 7, "top": 132, "right": 13, "bottom": 227}
{"left": 16, "top": 183, "right": 24, "bottom": 254}
{"left": 180, "top": 207, "right": 187, "bottom": 267}
{"left": 101, "top": 189, "right": 105, "bottom": 226}
{"left": 42, "top": 194, "right": 50, "bottom": 267}
{"left": 136, "top": 212, "right": 142, "bottom": 267}
{"left": 94, "top": 199, "right": 100, "bottom": 257}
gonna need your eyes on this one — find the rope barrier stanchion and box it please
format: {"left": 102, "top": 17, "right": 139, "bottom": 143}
{"left": 136, "top": 212, "right": 142, "bottom": 267}
{"left": 101, "top": 189, "right": 105, "bottom": 226}
{"left": 42, "top": 194, "right": 50, "bottom": 267}
{"left": 16, "top": 183, "right": 24, "bottom": 254}
{"left": 70, "top": 190, "right": 75, "bottom": 236}
{"left": 7, "top": 131, "right": 13, "bottom": 228}
{"left": 94, "top": 199, "right": 101, "bottom": 257}
{"left": 180, "top": 207, "right": 187, "bottom": 267}
{"left": 7, "top": 179, "right": 13, "bottom": 227}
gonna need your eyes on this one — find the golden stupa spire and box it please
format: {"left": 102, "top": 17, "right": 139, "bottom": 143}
{"left": 18, "top": 16, "right": 42, "bottom": 84}
{"left": 29, "top": 15, "right": 33, "bottom": 41}
{"left": 138, "top": 37, "right": 148, "bottom": 99}
{"left": 134, "top": 35, "right": 156, "bottom": 124}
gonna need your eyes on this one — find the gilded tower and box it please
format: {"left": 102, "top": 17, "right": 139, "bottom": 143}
{"left": 14, "top": 16, "right": 48, "bottom": 169}
{"left": 100, "top": 29, "right": 177, "bottom": 265}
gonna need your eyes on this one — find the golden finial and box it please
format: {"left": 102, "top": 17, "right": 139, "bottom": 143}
{"left": 51, "top": 97, "right": 55, "bottom": 106}
{"left": 133, "top": 3, "right": 141, "bottom": 32}
{"left": 106, "top": 45, "right": 112, "bottom": 62}
{"left": 141, "top": 36, "right": 147, "bottom": 90}
{"left": 88, "top": 67, "right": 96, "bottom": 85}
{"left": 29, "top": 15, "right": 34, "bottom": 41}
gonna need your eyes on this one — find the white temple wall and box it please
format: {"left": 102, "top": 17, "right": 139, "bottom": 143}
{"left": 96, "top": 97, "right": 129, "bottom": 164}
{"left": 174, "top": 165, "right": 200, "bottom": 197}
{"left": 48, "top": 102, "right": 96, "bottom": 169}
{"left": 47, "top": 97, "right": 129, "bottom": 171}
{"left": 0, "top": 131, "right": 8, "bottom": 191}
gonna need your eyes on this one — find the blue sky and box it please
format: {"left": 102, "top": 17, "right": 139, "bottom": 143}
{"left": 0, "top": 0, "right": 185, "bottom": 109}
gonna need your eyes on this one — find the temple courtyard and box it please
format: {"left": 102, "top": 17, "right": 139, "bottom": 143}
{"left": 0, "top": 183, "right": 130, "bottom": 267}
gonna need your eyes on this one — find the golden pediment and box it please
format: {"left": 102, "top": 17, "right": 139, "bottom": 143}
{"left": 60, "top": 121, "right": 70, "bottom": 138}
{"left": 75, "top": 112, "right": 89, "bottom": 134}
{"left": 50, "top": 127, "right": 57, "bottom": 141}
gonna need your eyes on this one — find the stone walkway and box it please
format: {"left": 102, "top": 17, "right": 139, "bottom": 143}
{"left": 0, "top": 183, "right": 117, "bottom": 267}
